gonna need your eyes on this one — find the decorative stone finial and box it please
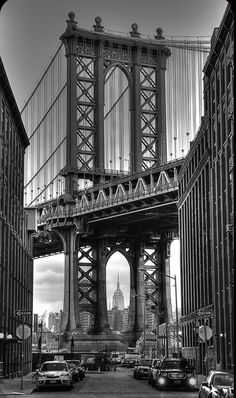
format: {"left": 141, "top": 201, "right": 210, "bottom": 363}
{"left": 155, "top": 27, "right": 165, "bottom": 40}
{"left": 62, "top": 11, "right": 78, "bottom": 36}
{"left": 93, "top": 16, "right": 104, "bottom": 32}
{"left": 130, "top": 23, "right": 140, "bottom": 38}
{"left": 68, "top": 11, "right": 75, "bottom": 21}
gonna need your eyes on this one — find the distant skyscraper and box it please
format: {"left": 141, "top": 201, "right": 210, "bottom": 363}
{"left": 112, "top": 274, "right": 124, "bottom": 310}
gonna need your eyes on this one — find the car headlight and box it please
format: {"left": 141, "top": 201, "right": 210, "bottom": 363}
{"left": 38, "top": 372, "right": 46, "bottom": 377}
{"left": 188, "top": 377, "right": 196, "bottom": 386}
{"left": 158, "top": 377, "right": 166, "bottom": 385}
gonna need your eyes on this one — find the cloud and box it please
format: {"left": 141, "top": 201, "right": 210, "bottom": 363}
{"left": 33, "top": 254, "right": 64, "bottom": 315}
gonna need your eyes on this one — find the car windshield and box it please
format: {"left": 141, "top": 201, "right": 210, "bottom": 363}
{"left": 139, "top": 359, "right": 152, "bottom": 366}
{"left": 86, "top": 358, "right": 95, "bottom": 363}
{"left": 68, "top": 361, "right": 81, "bottom": 366}
{"left": 213, "top": 374, "right": 234, "bottom": 387}
{"left": 161, "top": 360, "right": 189, "bottom": 370}
{"left": 41, "top": 362, "right": 68, "bottom": 372}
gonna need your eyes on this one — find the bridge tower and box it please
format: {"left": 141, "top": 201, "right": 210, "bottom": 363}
{"left": 43, "top": 11, "right": 178, "bottom": 348}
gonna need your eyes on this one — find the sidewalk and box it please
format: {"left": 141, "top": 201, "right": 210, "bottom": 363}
{"left": 195, "top": 373, "right": 206, "bottom": 389}
{"left": 0, "top": 373, "right": 35, "bottom": 396}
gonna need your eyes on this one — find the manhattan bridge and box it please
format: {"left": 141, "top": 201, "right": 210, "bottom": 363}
{"left": 21, "top": 12, "right": 210, "bottom": 350}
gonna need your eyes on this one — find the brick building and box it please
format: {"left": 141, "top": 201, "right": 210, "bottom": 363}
{"left": 0, "top": 58, "right": 34, "bottom": 376}
{"left": 178, "top": 4, "right": 234, "bottom": 373}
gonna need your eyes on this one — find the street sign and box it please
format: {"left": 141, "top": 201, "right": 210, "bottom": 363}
{"left": 16, "top": 324, "right": 31, "bottom": 339}
{"left": 198, "top": 325, "right": 213, "bottom": 341}
{"left": 16, "top": 310, "right": 32, "bottom": 317}
{"left": 196, "top": 310, "right": 213, "bottom": 317}
{"left": 54, "top": 355, "right": 64, "bottom": 361}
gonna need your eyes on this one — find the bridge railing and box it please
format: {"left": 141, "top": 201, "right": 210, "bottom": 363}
{"left": 38, "top": 180, "right": 178, "bottom": 225}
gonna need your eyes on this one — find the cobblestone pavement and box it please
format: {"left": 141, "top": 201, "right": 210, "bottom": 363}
{"left": 0, "top": 367, "right": 203, "bottom": 397}
{"left": 74, "top": 368, "right": 199, "bottom": 397}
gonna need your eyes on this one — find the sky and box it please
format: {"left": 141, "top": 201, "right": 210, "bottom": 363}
{"left": 0, "top": 0, "right": 227, "bottom": 110}
{"left": 0, "top": 0, "right": 227, "bottom": 318}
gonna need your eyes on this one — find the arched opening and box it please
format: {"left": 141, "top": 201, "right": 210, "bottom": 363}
{"left": 104, "top": 66, "right": 131, "bottom": 172}
{"left": 106, "top": 251, "right": 130, "bottom": 333}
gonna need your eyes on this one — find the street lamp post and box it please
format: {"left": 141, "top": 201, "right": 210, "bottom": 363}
{"left": 71, "top": 336, "right": 74, "bottom": 357}
{"left": 131, "top": 291, "right": 146, "bottom": 356}
{"left": 138, "top": 267, "right": 180, "bottom": 357}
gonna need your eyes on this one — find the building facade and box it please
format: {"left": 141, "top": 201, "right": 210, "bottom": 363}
{"left": 108, "top": 276, "right": 127, "bottom": 332}
{"left": 178, "top": 4, "right": 234, "bottom": 373}
{"left": 0, "top": 58, "right": 33, "bottom": 376}
{"left": 112, "top": 275, "right": 125, "bottom": 311}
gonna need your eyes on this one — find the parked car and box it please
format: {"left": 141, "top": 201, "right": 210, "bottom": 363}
{"left": 198, "top": 370, "right": 234, "bottom": 398}
{"left": 155, "top": 357, "right": 196, "bottom": 390}
{"left": 133, "top": 358, "right": 152, "bottom": 379}
{"left": 82, "top": 356, "right": 97, "bottom": 371}
{"left": 36, "top": 360, "right": 74, "bottom": 391}
{"left": 111, "top": 352, "right": 122, "bottom": 365}
{"left": 121, "top": 353, "right": 141, "bottom": 368}
{"left": 66, "top": 359, "right": 85, "bottom": 382}
{"left": 147, "top": 358, "right": 161, "bottom": 386}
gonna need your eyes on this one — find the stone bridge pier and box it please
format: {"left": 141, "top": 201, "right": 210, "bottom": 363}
{"left": 57, "top": 222, "right": 175, "bottom": 348}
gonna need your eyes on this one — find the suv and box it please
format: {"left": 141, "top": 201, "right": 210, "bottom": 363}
{"left": 155, "top": 357, "right": 196, "bottom": 390}
{"left": 36, "top": 360, "right": 74, "bottom": 391}
{"left": 133, "top": 358, "right": 152, "bottom": 379}
{"left": 148, "top": 358, "right": 161, "bottom": 386}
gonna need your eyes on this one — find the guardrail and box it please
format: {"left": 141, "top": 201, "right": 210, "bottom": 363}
{"left": 38, "top": 180, "right": 178, "bottom": 225}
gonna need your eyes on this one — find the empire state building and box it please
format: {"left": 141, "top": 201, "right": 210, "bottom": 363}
{"left": 112, "top": 274, "right": 124, "bottom": 310}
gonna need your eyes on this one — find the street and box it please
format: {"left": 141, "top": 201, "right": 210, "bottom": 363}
{"left": 30, "top": 367, "right": 199, "bottom": 398}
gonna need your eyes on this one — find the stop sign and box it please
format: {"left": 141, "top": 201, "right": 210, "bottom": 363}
{"left": 16, "top": 324, "right": 31, "bottom": 339}
{"left": 198, "top": 325, "right": 212, "bottom": 341}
